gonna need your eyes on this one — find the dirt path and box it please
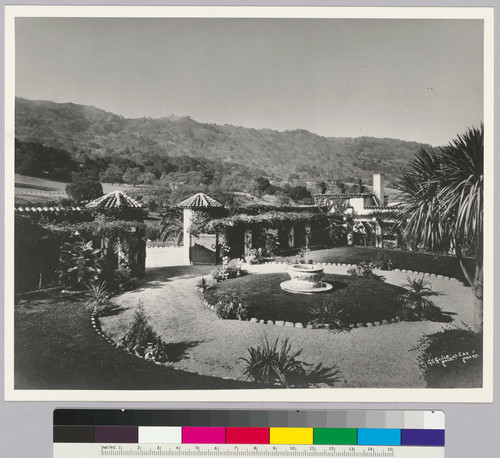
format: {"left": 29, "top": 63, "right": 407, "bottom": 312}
{"left": 101, "top": 263, "right": 473, "bottom": 388}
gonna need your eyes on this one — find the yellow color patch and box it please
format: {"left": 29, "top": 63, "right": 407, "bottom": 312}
{"left": 270, "top": 428, "right": 314, "bottom": 444}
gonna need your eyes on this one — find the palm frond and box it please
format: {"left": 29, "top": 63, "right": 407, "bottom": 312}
{"left": 159, "top": 208, "right": 184, "bottom": 246}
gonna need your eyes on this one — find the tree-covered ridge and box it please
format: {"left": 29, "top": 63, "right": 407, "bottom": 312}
{"left": 15, "top": 97, "right": 428, "bottom": 185}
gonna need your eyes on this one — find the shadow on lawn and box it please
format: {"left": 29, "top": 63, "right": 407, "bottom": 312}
{"left": 141, "top": 266, "right": 215, "bottom": 283}
{"left": 327, "top": 280, "right": 348, "bottom": 292}
{"left": 122, "top": 266, "right": 216, "bottom": 294}
{"left": 165, "top": 340, "right": 204, "bottom": 363}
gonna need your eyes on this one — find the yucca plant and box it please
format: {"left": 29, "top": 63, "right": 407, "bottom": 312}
{"left": 240, "top": 336, "right": 304, "bottom": 387}
{"left": 299, "top": 362, "right": 344, "bottom": 388}
{"left": 240, "top": 336, "right": 343, "bottom": 388}
{"left": 83, "top": 281, "right": 112, "bottom": 316}
{"left": 196, "top": 277, "right": 209, "bottom": 293}
{"left": 308, "top": 301, "right": 349, "bottom": 331}
{"left": 398, "top": 276, "right": 438, "bottom": 320}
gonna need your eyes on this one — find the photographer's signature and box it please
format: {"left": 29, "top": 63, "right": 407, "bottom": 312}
{"left": 427, "top": 350, "right": 479, "bottom": 367}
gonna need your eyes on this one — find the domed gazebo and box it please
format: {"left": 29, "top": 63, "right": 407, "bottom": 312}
{"left": 86, "top": 190, "right": 146, "bottom": 220}
{"left": 177, "top": 192, "right": 223, "bottom": 265}
{"left": 86, "top": 190, "right": 147, "bottom": 277}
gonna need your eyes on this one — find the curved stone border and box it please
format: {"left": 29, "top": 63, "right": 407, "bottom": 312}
{"left": 200, "top": 286, "right": 401, "bottom": 330}
{"left": 90, "top": 312, "right": 243, "bottom": 382}
{"left": 201, "top": 294, "right": 402, "bottom": 330}
{"left": 199, "top": 260, "right": 458, "bottom": 330}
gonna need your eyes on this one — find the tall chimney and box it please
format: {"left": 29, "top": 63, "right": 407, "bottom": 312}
{"left": 373, "top": 173, "right": 384, "bottom": 206}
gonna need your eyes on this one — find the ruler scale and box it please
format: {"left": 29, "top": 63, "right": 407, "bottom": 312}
{"left": 53, "top": 410, "right": 444, "bottom": 458}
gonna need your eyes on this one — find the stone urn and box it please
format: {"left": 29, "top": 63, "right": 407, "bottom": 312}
{"left": 287, "top": 264, "right": 325, "bottom": 289}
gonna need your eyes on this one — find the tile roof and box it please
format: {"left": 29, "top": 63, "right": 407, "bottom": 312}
{"left": 15, "top": 206, "right": 83, "bottom": 213}
{"left": 177, "top": 192, "right": 223, "bottom": 208}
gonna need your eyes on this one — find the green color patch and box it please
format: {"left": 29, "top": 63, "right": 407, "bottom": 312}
{"left": 314, "top": 428, "right": 357, "bottom": 445}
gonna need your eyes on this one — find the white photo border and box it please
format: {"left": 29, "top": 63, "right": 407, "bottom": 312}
{"left": 4, "top": 5, "right": 494, "bottom": 403}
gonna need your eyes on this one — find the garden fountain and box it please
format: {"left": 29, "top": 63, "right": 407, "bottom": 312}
{"left": 280, "top": 264, "right": 333, "bottom": 294}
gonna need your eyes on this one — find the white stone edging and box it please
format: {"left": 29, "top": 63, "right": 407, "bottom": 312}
{"left": 90, "top": 312, "right": 244, "bottom": 382}
{"left": 198, "top": 260, "right": 457, "bottom": 330}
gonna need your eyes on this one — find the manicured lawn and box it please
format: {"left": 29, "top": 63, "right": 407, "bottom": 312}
{"left": 277, "top": 246, "right": 474, "bottom": 281}
{"left": 204, "top": 273, "right": 406, "bottom": 325}
{"left": 14, "top": 291, "right": 255, "bottom": 390}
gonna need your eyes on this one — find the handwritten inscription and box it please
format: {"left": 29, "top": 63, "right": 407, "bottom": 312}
{"left": 427, "top": 350, "right": 479, "bottom": 367}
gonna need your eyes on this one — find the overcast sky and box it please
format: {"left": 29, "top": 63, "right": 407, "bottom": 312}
{"left": 15, "top": 17, "right": 484, "bottom": 146}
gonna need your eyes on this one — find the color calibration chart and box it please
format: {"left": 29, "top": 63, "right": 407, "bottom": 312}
{"left": 53, "top": 410, "right": 445, "bottom": 458}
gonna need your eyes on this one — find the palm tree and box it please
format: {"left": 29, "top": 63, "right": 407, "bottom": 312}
{"left": 396, "top": 125, "right": 483, "bottom": 331}
{"left": 159, "top": 208, "right": 184, "bottom": 246}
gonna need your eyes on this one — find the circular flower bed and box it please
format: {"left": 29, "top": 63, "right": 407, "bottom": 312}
{"left": 203, "top": 273, "right": 407, "bottom": 327}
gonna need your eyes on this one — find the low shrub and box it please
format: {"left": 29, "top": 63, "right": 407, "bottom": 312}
{"left": 144, "top": 337, "right": 169, "bottom": 363}
{"left": 214, "top": 293, "right": 249, "bottom": 320}
{"left": 144, "top": 220, "right": 161, "bottom": 241}
{"left": 245, "top": 248, "right": 261, "bottom": 265}
{"left": 347, "top": 262, "right": 376, "bottom": 279}
{"left": 411, "top": 324, "right": 482, "bottom": 388}
{"left": 211, "top": 263, "right": 248, "bottom": 282}
{"left": 240, "top": 336, "right": 343, "bottom": 387}
{"left": 109, "top": 267, "right": 135, "bottom": 293}
{"left": 59, "top": 240, "right": 103, "bottom": 290}
{"left": 121, "top": 302, "right": 158, "bottom": 352}
{"left": 308, "top": 301, "right": 350, "bottom": 331}
{"left": 370, "top": 251, "right": 393, "bottom": 270}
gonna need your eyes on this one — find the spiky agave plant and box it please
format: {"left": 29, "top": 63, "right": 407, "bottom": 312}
{"left": 308, "top": 301, "right": 349, "bottom": 330}
{"left": 196, "top": 277, "right": 209, "bottom": 293}
{"left": 83, "top": 281, "right": 111, "bottom": 316}
{"left": 398, "top": 276, "right": 438, "bottom": 320}
{"left": 239, "top": 336, "right": 304, "bottom": 387}
{"left": 240, "top": 335, "right": 344, "bottom": 388}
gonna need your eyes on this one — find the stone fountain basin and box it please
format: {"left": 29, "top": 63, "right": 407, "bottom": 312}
{"left": 288, "top": 264, "right": 325, "bottom": 284}
{"left": 281, "top": 264, "right": 332, "bottom": 294}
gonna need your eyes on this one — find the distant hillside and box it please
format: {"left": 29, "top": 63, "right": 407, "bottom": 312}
{"left": 15, "top": 97, "right": 428, "bottom": 184}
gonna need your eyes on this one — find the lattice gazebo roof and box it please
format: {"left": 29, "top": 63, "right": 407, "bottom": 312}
{"left": 177, "top": 192, "right": 222, "bottom": 209}
{"left": 85, "top": 191, "right": 145, "bottom": 210}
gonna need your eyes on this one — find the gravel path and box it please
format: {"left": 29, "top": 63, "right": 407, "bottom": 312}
{"left": 101, "top": 263, "right": 473, "bottom": 388}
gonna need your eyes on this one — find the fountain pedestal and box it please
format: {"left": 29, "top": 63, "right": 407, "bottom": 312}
{"left": 280, "top": 264, "right": 333, "bottom": 294}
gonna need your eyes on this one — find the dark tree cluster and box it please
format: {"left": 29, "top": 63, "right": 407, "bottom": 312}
{"left": 253, "top": 177, "right": 313, "bottom": 204}
{"left": 65, "top": 175, "right": 103, "bottom": 204}
{"left": 15, "top": 139, "right": 78, "bottom": 180}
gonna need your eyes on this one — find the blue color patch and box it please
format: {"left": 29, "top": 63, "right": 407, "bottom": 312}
{"left": 357, "top": 429, "right": 401, "bottom": 445}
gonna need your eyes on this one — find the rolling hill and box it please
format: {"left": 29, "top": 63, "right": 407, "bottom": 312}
{"left": 15, "top": 97, "right": 428, "bottom": 185}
